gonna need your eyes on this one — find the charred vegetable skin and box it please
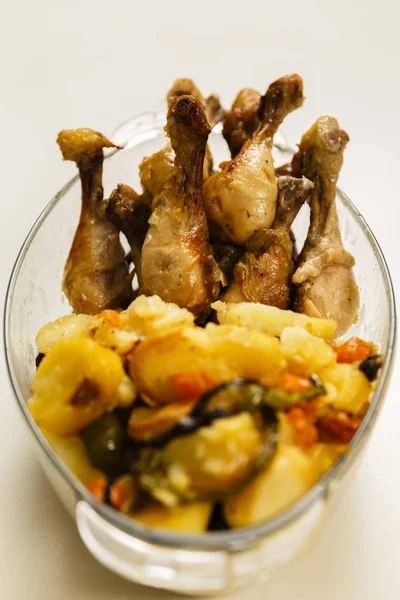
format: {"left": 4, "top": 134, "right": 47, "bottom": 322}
{"left": 126, "top": 377, "right": 324, "bottom": 506}
{"left": 359, "top": 355, "right": 383, "bottom": 382}
{"left": 81, "top": 412, "right": 128, "bottom": 475}
{"left": 130, "top": 381, "right": 278, "bottom": 505}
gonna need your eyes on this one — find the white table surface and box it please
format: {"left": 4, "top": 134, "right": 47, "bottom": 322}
{"left": 1, "top": 1, "right": 399, "bottom": 598}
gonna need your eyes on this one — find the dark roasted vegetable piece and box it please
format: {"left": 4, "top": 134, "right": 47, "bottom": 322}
{"left": 35, "top": 353, "right": 45, "bottom": 369}
{"left": 359, "top": 354, "right": 383, "bottom": 382}
{"left": 81, "top": 412, "right": 127, "bottom": 475}
{"left": 133, "top": 412, "right": 276, "bottom": 506}
{"left": 129, "top": 376, "right": 324, "bottom": 449}
{"left": 128, "top": 379, "right": 281, "bottom": 505}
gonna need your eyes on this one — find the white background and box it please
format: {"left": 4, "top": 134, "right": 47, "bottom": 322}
{"left": 1, "top": 1, "right": 399, "bottom": 598}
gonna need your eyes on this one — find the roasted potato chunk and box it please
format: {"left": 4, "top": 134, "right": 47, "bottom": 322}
{"left": 320, "top": 363, "right": 371, "bottom": 414}
{"left": 89, "top": 310, "right": 139, "bottom": 355}
{"left": 224, "top": 443, "right": 315, "bottom": 527}
{"left": 36, "top": 314, "right": 93, "bottom": 354}
{"left": 121, "top": 294, "right": 195, "bottom": 336}
{"left": 131, "top": 501, "right": 212, "bottom": 533}
{"left": 29, "top": 337, "right": 126, "bottom": 435}
{"left": 161, "top": 413, "right": 263, "bottom": 498}
{"left": 129, "top": 324, "right": 284, "bottom": 404}
{"left": 213, "top": 301, "right": 336, "bottom": 339}
{"left": 42, "top": 429, "right": 104, "bottom": 485}
{"left": 280, "top": 326, "right": 336, "bottom": 375}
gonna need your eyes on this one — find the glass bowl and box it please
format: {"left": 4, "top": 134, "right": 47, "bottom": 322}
{"left": 4, "top": 112, "right": 396, "bottom": 596}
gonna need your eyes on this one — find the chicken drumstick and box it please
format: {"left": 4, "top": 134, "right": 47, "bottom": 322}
{"left": 203, "top": 74, "right": 304, "bottom": 245}
{"left": 57, "top": 128, "right": 133, "bottom": 314}
{"left": 139, "top": 78, "right": 224, "bottom": 204}
{"left": 140, "top": 95, "right": 223, "bottom": 316}
{"left": 292, "top": 116, "right": 359, "bottom": 336}
{"left": 222, "top": 175, "right": 313, "bottom": 307}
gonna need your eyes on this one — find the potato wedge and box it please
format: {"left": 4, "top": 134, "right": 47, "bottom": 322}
{"left": 280, "top": 326, "right": 336, "bottom": 375}
{"left": 90, "top": 311, "right": 139, "bottom": 355}
{"left": 306, "top": 443, "right": 346, "bottom": 479}
{"left": 129, "top": 325, "right": 285, "bottom": 404}
{"left": 36, "top": 314, "right": 93, "bottom": 354}
{"left": 162, "top": 413, "right": 263, "bottom": 498}
{"left": 213, "top": 301, "right": 336, "bottom": 339}
{"left": 121, "top": 294, "right": 195, "bottom": 336}
{"left": 129, "top": 327, "right": 233, "bottom": 404}
{"left": 205, "top": 324, "right": 285, "bottom": 386}
{"left": 320, "top": 363, "right": 371, "bottom": 414}
{"left": 131, "top": 501, "right": 212, "bottom": 533}
{"left": 224, "top": 443, "right": 315, "bottom": 527}
{"left": 42, "top": 429, "right": 104, "bottom": 485}
{"left": 29, "top": 337, "right": 126, "bottom": 435}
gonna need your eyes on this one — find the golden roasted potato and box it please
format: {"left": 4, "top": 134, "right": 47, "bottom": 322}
{"left": 280, "top": 326, "right": 336, "bottom": 375}
{"left": 224, "top": 443, "right": 315, "bottom": 527}
{"left": 42, "top": 429, "right": 104, "bottom": 485}
{"left": 129, "top": 326, "right": 233, "bottom": 404}
{"left": 306, "top": 443, "right": 346, "bottom": 479}
{"left": 320, "top": 363, "right": 371, "bottom": 414}
{"left": 161, "top": 413, "right": 263, "bottom": 498}
{"left": 128, "top": 401, "right": 195, "bottom": 441}
{"left": 129, "top": 324, "right": 285, "bottom": 404}
{"left": 131, "top": 501, "right": 212, "bottom": 533}
{"left": 278, "top": 412, "right": 295, "bottom": 444}
{"left": 29, "top": 337, "right": 126, "bottom": 435}
{"left": 121, "top": 294, "right": 195, "bottom": 336}
{"left": 204, "top": 323, "right": 286, "bottom": 386}
{"left": 116, "top": 374, "right": 137, "bottom": 408}
{"left": 213, "top": 301, "right": 336, "bottom": 339}
{"left": 89, "top": 310, "right": 139, "bottom": 355}
{"left": 36, "top": 314, "right": 93, "bottom": 354}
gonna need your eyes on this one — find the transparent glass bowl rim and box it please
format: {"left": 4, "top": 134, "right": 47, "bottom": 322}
{"left": 3, "top": 111, "right": 397, "bottom": 552}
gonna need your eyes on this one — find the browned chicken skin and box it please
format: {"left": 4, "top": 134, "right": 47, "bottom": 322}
{"left": 106, "top": 184, "right": 151, "bottom": 290}
{"left": 139, "top": 146, "right": 175, "bottom": 206}
{"left": 140, "top": 96, "right": 222, "bottom": 316}
{"left": 211, "top": 238, "right": 244, "bottom": 282}
{"left": 57, "top": 129, "right": 133, "bottom": 314}
{"left": 222, "top": 176, "right": 313, "bottom": 307}
{"left": 139, "top": 78, "right": 224, "bottom": 204}
{"left": 166, "top": 78, "right": 225, "bottom": 128}
{"left": 203, "top": 74, "right": 304, "bottom": 245}
{"left": 222, "top": 88, "right": 261, "bottom": 158}
{"left": 292, "top": 116, "right": 359, "bottom": 336}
